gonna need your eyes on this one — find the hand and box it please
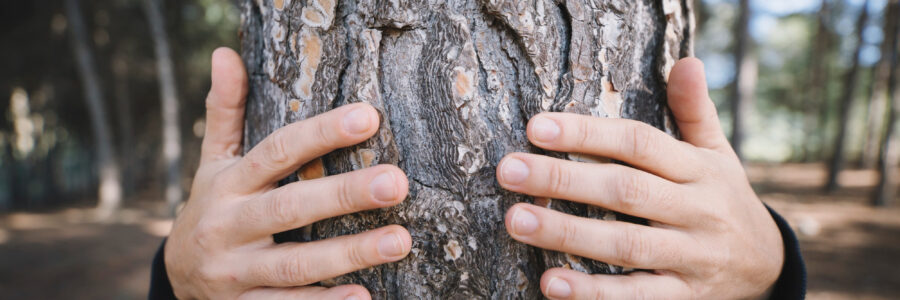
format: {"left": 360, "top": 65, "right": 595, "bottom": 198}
{"left": 165, "top": 48, "right": 412, "bottom": 299}
{"left": 497, "top": 58, "right": 784, "bottom": 299}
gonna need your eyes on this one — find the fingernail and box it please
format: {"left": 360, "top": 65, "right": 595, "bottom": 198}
{"left": 343, "top": 107, "right": 373, "bottom": 134}
{"left": 377, "top": 233, "right": 405, "bottom": 258}
{"left": 500, "top": 158, "right": 530, "bottom": 184}
{"left": 546, "top": 277, "right": 572, "bottom": 299}
{"left": 531, "top": 116, "right": 561, "bottom": 142}
{"left": 511, "top": 207, "right": 539, "bottom": 235}
{"left": 370, "top": 172, "right": 397, "bottom": 203}
{"left": 345, "top": 296, "right": 361, "bottom": 300}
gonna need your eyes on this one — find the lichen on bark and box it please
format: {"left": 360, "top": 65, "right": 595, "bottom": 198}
{"left": 241, "top": 0, "right": 693, "bottom": 298}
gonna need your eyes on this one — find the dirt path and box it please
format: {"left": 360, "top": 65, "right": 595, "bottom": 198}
{"left": 0, "top": 163, "right": 897, "bottom": 299}
{"left": 750, "top": 164, "right": 900, "bottom": 299}
{"left": 0, "top": 207, "right": 171, "bottom": 299}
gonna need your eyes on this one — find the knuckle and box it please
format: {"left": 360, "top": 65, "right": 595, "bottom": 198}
{"left": 346, "top": 240, "right": 372, "bottom": 269}
{"left": 626, "top": 123, "right": 656, "bottom": 161}
{"left": 594, "top": 287, "right": 610, "bottom": 300}
{"left": 617, "top": 173, "right": 650, "bottom": 212}
{"left": 576, "top": 118, "right": 599, "bottom": 150}
{"left": 654, "top": 185, "right": 683, "bottom": 212}
{"left": 194, "top": 218, "right": 227, "bottom": 252}
{"left": 267, "top": 190, "right": 300, "bottom": 227}
{"left": 632, "top": 285, "right": 652, "bottom": 300}
{"left": 314, "top": 119, "right": 336, "bottom": 149}
{"left": 197, "top": 263, "right": 232, "bottom": 284}
{"left": 336, "top": 178, "right": 359, "bottom": 213}
{"left": 591, "top": 280, "right": 615, "bottom": 300}
{"left": 693, "top": 149, "right": 718, "bottom": 177}
{"left": 277, "top": 252, "right": 312, "bottom": 285}
{"left": 547, "top": 162, "right": 573, "bottom": 196}
{"left": 693, "top": 200, "right": 721, "bottom": 223}
{"left": 616, "top": 226, "right": 650, "bottom": 267}
{"left": 556, "top": 218, "right": 580, "bottom": 251}
{"left": 265, "top": 129, "right": 291, "bottom": 165}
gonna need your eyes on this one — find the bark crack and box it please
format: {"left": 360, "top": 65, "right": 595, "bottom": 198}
{"left": 410, "top": 176, "right": 463, "bottom": 197}
{"left": 553, "top": 1, "right": 573, "bottom": 112}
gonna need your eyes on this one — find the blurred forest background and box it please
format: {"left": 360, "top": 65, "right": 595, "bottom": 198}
{"left": 1, "top": 0, "right": 899, "bottom": 299}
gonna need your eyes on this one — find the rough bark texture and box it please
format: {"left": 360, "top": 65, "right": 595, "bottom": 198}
{"left": 240, "top": 0, "right": 692, "bottom": 298}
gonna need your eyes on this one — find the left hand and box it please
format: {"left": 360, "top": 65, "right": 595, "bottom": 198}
{"left": 497, "top": 58, "right": 784, "bottom": 299}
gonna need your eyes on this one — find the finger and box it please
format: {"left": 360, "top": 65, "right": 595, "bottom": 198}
{"left": 224, "top": 103, "right": 380, "bottom": 194}
{"left": 231, "top": 165, "right": 408, "bottom": 241}
{"left": 239, "top": 285, "right": 371, "bottom": 300}
{"left": 497, "top": 153, "right": 702, "bottom": 224}
{"left": 505, "top": 204, "right": 689, "bottom": 270}
{"left": 668, "top": 57, "right": 732, "bottom": 154}
{"left": 242, "top": 225, "right": 411, "bottom": 287}
{"left": 539, "top": 268, "right": 691, "bottom": 300}
{"left": 525, "top": 113, "right": 705, "bottom": 182}
{"left": 201, "top": 47, "right": 249, "bottom": 163}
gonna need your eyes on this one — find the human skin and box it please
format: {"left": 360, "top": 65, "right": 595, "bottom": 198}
{"left": 497, "top": 58, "right": 784, "bottom": 299}
{"left": 165, "top": 48, "right": 782, "bottom": 299}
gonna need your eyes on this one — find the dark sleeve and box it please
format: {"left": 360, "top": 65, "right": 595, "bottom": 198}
{"left": 149, "top": 239, "right": 177, "bottom": 300}
{"left": 766, "top": 206, "right": 807, "bottom": 300}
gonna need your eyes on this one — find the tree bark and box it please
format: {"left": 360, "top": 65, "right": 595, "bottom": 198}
{"left": 65, "top": 0, "right": 123, "bottom": 219}
{"left": 730, "top": 0, "right": 754, "bottom": 161}
{"left": 801, "top": 0, "right": 834, "bottom": 162}
{"left": 826, "top": 0, "right": 870, "bottom": 192}
{"left": 861, "top": 0, "right": 899, "bottom": 169}
{"left": 113, "top": 50, "right": 136, "bottom": 199}
{"left": 874, "top": 0, "right": 900, "bottom": 207}
{"left": 143, "top": 0, "right": 184, "bottom": 215}
{"left": 240, "top": 0, "right": 692, "bottom": 297}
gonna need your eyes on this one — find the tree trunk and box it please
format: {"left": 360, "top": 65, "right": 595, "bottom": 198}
{"left": 874, "top": 0, "right": 900, "bottom": 207}
{"left": 826, "top": 0, "right": 870, "bottom": 192}
{"left": 65, "top": 0, "right": 123, "bottom": 219}
{"left": 801, "top": 0, "right": 834, "bottom": 162}
{"left": 143, "top": 0, "right": 184, "bottom": 214}
{"left": 113, "top": 50, "right": 136, "bottom": 199}
{"left": 861, "top": 0, "right": 899, "bottom": 169}
{"left": 240, "top": 0, "right": 692, "bottom": 298}
{"left": 730, "top": 0, "right": 754, "bottom": 161}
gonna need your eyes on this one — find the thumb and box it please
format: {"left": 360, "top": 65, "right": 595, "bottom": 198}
{"left": 201, "top": 47, "right": 249, "bottom": 162}
{"left": 668, "top": 57, "right": 731, "bottom": 153}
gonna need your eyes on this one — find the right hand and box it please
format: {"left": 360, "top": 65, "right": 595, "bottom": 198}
{"left": 164, "top": 47, "right": 412, "bottom": 299}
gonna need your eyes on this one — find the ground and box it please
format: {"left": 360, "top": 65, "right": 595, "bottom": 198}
{"left": 0, "top": 163, "right": 898, "bottom": 299}
{"left": 749, "top": 164, "right": 900, "bottom": 299}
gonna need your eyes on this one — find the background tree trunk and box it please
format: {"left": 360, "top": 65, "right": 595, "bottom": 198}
{"left": 113, "top": 50, "right": 136, "bottom": 199}
{"left": 143, "top": 0, "right": 184, "bottom": 215}
{"left": 65, "top": 0, "right": 123, "bottom": 220}
{"left": 873, "top": 0, "right": 900, "bottom": 207}
{"left": 826, "top": 0, "right": 870, "bottom": 192}
{"left": 802, "top": 0, "right": 834, "bottom": 162}
{"left": 861, "top": 0, "right": 899, "bottom": 169}
{"left": 730, "top": 0, "right": 754, "bottom": 160}
{"left": 240, "top": 0, "right": 692, "bottom": 297}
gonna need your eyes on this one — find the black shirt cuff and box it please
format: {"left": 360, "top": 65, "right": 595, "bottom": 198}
{"left": 149, "top": 239, "right": 177, "bottom": 300}
{"left": 766, "top": 205, "right": 807, "bottom": 299}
